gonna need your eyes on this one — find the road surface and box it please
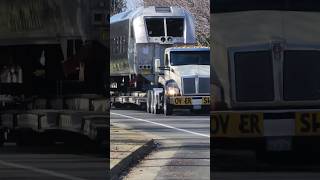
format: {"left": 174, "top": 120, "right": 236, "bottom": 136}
{"left": 111, "top": 109, "right": 320, "bottom": 180}
{"left": 0, "top": 143, "right": 107, "bottom": 180}
{"left": 111, "top": 109, "right": 210, "bottom": 180}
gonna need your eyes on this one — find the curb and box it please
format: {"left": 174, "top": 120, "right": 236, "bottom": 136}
{"left": 110, "top": 139, "right": 156, "bottom": 180}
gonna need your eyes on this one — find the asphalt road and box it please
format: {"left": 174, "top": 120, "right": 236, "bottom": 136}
{"left": 0, "top": 143, "right": 107, "bottom": 180}
{"left": 110, "top": 109, "right": 210, "bottom": 180}
{"left": 111, "top": 109, "right": 320, "bottom": 180}
{"left": 213, "top": 148, "right": 320, "bottom": 180}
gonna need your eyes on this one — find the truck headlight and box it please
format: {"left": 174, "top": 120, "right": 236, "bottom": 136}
{"left": 166, "top": 82, "right": 180, "bottom": 96}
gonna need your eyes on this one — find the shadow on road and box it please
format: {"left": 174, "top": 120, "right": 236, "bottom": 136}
{"left": 213, "top": 149, "right": 320, "bottom": 172}
{"left": 0, "top": 142, "right": 107, "bottom": 157}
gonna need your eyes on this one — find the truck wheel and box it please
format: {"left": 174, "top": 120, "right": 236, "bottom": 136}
{"left": 154, "top": 103, "right": 160, "bottom": 114}
{"left": 146, "top": 91, "right": 151, "bottom": 113}
{"left": 0, "top": 129, "right": 5, "bottom": 147}
{"left": 151, "top": 94, "right": 155, "bottom": 114}
{"left": 154, "top": 94, "right": 160, "bottom": 114}
{"left": 164, "top": 96, "right": 173, "bottom": 116}
{"left": 151, "top": 90, "right": 157, "bottom": 114}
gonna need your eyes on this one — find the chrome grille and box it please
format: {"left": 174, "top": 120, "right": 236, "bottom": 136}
{"left": 284, "top": 50, "right": 320, "bottom": 101}
{"left": 199, "top": 77, "right": 210, "bottom": 94}
{"left": 234, "top": 51, "right": 274, "bottom": 102}
{"left": 183, "top": 77, "right": 196, "bottom": 94}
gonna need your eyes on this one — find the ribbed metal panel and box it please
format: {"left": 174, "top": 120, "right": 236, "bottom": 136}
{"left": 183, "top": 77, "right": 196, "bottom": 94}
{"left": 199, "top": 77, "right": 210, "bottom": 94}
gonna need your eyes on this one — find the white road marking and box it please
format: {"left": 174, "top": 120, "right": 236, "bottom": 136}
{"left": 111, "top": 112, "right": 210, "bottom": 138}
{"left": 0, "top": 160, "right": 88, "bottom": 180}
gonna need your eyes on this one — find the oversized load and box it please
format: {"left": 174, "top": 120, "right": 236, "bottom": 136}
{"left": 110, "top": 6, "right": 195, "bottom": 91}
{"left": 0, "top": 0, "right": 108, "bottom": 44}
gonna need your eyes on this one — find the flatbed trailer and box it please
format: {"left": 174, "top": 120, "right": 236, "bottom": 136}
{"left": 0, "top": 0, "right": 109, "bottom": 147}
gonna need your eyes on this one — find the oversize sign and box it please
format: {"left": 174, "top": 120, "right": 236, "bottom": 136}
{"left": 296, "top": 112, "right": 320, "bottom": 136}
{"left": 172, "top": 97, "right": 210, "bottom": 105}
{"left": 202, "top": 97, "right": 210, "bottom": 105}
{"left": 173, "top": 97, "right": 192, "bottom": 105}
{"left": 211, "top": 112, "right": 263, "bottom": 137}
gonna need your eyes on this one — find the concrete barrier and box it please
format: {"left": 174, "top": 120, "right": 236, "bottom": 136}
{"left": 91, "top": 99, "right": 108, "bottom": 112}
{"left": 59, "top": 113, "right": 82, "bottom": 131}
{"left": 33, "top": 98, "right": 47, "bottom": 109}
{"left": 1, "top": 113, "right": 14, "bottom": 128}
{"left": 82, "top": 115, "right": 108, "bottom": 141}
{"left": 48, "top": 98, "right": 63, "bottom": 109}
{"left": 65, "top": 98, "right": 90, "bottom": 111}
{"left": 16, "top": 113, "right": 39, "bottom": 130}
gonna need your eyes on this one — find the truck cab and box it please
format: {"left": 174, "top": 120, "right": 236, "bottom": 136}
{"left": 150, "top": 47, "right": 210, "bottom": 115}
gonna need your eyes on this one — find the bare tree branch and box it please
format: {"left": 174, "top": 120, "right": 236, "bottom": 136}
{"left": 111, "top": 0, "right": 127, "bottom": 16}
{"left": 144, "top": 0, "right": 210, "bottom": 46}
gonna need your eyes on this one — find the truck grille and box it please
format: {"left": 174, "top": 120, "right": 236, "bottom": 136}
{"left": 199, "top": 77, "right": 210, "bottom": 94}
{"left": 283, "top": 50, "right": 320, "bottom": 101}
{"left": 183, "top": 77, "right": 196, "bottom": 94}
{"left": 182, "top": 77, "right": 210, "bottom": 95}
{"left": 234, "top": 51, "right": 274, "bottom": 102}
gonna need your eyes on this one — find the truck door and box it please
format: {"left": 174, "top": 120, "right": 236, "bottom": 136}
{"left": 154, "top": 44, "right": 170, "bottom": 85}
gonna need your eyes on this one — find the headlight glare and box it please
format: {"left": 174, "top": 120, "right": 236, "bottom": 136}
{"left": 166, "top": 82, "right": 180, "bottom": 96}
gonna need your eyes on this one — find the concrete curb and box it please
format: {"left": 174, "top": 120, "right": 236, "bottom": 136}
{"left": 110, "top": 139, "right": 156, "bottom": 180}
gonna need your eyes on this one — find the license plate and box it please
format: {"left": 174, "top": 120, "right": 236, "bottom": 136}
{"left": 192, "top": 99, "right": 202, "bottom": 105}
{"left": 173, "top": 97, "right": 192, "bottom": 105}
{"left": 266, "top": 137, "right": 292, "bottom": 151}
{"left": 211, "top": 112, "right": 263, "bottom": 137}
{"left": 193, "top": 105, "right": 201, "bottom": 110}
{"left": 202, "top": 97, "right": 210, "bottom": 105}
{"left": 296, "top": 112, "right": 320, "bottom": 136}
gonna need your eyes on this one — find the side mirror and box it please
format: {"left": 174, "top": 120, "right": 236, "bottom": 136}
{"left": 154, "top": 58, "right": 161, "bottom": 73}
{"left": 158, "top": 66, "right": 170, "bottom": 71}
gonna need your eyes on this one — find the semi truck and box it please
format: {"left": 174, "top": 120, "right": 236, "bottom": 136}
{"left": 0, "top": 0, "right": 109, "bottom": 149}
{"left": 211, "top": 0, "right": 320, "bottom": 156}
{"left": 110, "top": 6, "right": 210, "bottom": 115}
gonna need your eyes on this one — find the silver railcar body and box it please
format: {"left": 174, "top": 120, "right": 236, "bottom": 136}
{"left": 110, "top": 6, "right": 196, "bottom": 83}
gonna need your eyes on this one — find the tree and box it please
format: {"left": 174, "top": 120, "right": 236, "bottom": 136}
{"left": 111, "top": 0, "right": 127, "bottom": 16}
{"left": 144, "top": 0, "right": 210, "bottom": 46}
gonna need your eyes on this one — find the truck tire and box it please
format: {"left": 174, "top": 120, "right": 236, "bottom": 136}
{"left": 146, "top": 91, "right": 152, "bottom": 113}
{"left": 154, "top": 102, "right": 160, "bottom": 114}
{"left": 154, "top": 93, "right": 160, "bottom": 114}
{"left": 151, "top": 93, "right": 155, "bottom": 114}
{"left": 0, "top": 129, "right": 5, "bottom": 147}
{"left": 164, "top": 96, "right": 173, "bottom": 116}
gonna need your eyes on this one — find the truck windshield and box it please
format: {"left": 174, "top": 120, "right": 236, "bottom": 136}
{"left": 212, "top": 0, "right": 320, "bottom": 13}
{"left": 170, "top": 51, "right": 210, "bottom": 66}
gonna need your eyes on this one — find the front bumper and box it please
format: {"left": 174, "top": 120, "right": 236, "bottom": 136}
{"left": 213, "top": 136, "right": 320, "bottom": 152}
{"left": 168, "top": 96, "right": 210, "bottom": 110}
{"left": 212, "top": 109, "right": 320, "bottom": 151}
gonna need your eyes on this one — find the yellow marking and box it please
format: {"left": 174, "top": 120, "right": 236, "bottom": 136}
{"left": 172, "top": 97, "right": 192, "bottom": 105}
{"left": 211, "top": 112, "right": 263, "bottom": 137}
{"left": 296, "top": 112, "right": 320, "bottom": 136}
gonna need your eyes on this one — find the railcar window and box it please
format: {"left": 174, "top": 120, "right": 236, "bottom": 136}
{"left": 166, "top": 18, "right": 184, "bottom": 37}
{"left": 145, "top": 18, "right": 165, "bottom": 37}
{"left": 212, "top": 0, "right": 320, "bottom": 13}
{"left": 170, "top": 51, "right": 210, "bottom": 66}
